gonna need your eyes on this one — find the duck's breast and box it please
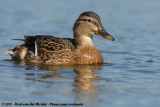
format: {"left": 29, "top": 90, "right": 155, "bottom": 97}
{"left": 76, "top": 47, "right": 103, "bottom": 64}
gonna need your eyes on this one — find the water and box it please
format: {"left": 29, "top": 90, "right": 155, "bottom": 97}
{"left": 0, "top": 0, "right": 160, "bottom": 107}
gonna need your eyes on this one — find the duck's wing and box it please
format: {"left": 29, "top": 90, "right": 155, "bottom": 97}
{"left": 9, "top": 35, "right": 76, "bottom": 63}
{"left": 34, "top": 35, "right": 76, "bottom": 63}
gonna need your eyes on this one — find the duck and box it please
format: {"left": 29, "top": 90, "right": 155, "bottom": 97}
{"left": 6, "top": 11, "right": 115, "bottom": 65}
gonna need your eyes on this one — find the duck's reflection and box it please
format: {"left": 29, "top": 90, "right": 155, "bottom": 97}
{"left": 73, "top": 65, "right": 101, "bottom": 105}
{"left": 12, "top": 61, "right": 102, "bottom": 105}
{"left": 73, "top": 65, "right": 100, "bottom": 94}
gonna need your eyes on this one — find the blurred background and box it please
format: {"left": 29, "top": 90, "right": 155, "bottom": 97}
{"left": 0, "top": 0, "right": 160, "bottom": 107}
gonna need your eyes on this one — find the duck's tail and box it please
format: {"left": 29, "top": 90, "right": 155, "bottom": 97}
{"left": 5, "top": 46, "right": 27, "bottom": 60}
{"left": 5, "top": 49, "right": 14, "bottom": 55}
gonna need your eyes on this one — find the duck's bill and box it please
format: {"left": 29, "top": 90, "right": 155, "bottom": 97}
{"left": 95, "top": 29, "right": 115, "bottom": 41}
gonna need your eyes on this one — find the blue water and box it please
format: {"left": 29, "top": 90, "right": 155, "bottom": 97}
{"left": 0, "top": 0, "right": 160, "bottom": 107}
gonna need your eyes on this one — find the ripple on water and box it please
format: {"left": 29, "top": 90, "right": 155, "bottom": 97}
{"left": 128, "top": 70, "right": 157, "bottom": 74}
{"left": 145, "top": 60, "right": 155, "bottom": 63}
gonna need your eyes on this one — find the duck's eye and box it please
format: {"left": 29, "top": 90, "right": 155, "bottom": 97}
{"left": 88, "top": 19, "right": 91, "bottom": 22}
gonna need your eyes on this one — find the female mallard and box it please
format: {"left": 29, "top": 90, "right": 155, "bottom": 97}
{"left": 6, "top": 11, "right": 115, "bottom": 65}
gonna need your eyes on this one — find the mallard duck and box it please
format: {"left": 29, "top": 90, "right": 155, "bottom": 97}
{"left": 6, "top": 11, "right": 115, "bottom": 65}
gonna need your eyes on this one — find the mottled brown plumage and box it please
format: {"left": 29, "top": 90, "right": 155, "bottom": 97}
{"left": 6, "top": 11, "right": 115, "bottom": 65}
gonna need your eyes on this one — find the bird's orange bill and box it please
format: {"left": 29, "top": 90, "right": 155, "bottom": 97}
{"left": 95, "top": 29, "right": 115, "bottom": 41}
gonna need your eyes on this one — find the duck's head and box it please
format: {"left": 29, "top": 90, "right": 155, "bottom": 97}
{"left": 73, "top": 11, "right": 115, "bottom": 44}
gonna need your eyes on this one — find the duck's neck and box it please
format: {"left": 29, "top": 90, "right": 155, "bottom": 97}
{"left": 73, "top": 33, "right": 103, "bottom": 64}
{"left": 74, "top": 33, "right": 94, "bottom": 47}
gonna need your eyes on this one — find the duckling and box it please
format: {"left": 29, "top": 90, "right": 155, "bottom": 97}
{"left": 6, "top": 11, "right": 115, "bottom": 65}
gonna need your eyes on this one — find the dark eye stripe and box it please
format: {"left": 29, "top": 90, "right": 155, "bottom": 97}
{"left": 80, "top": 19, "right": 91, "bottom": 22}
{"left": 80, "top": 19, "right": 99, "bottom": 27}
